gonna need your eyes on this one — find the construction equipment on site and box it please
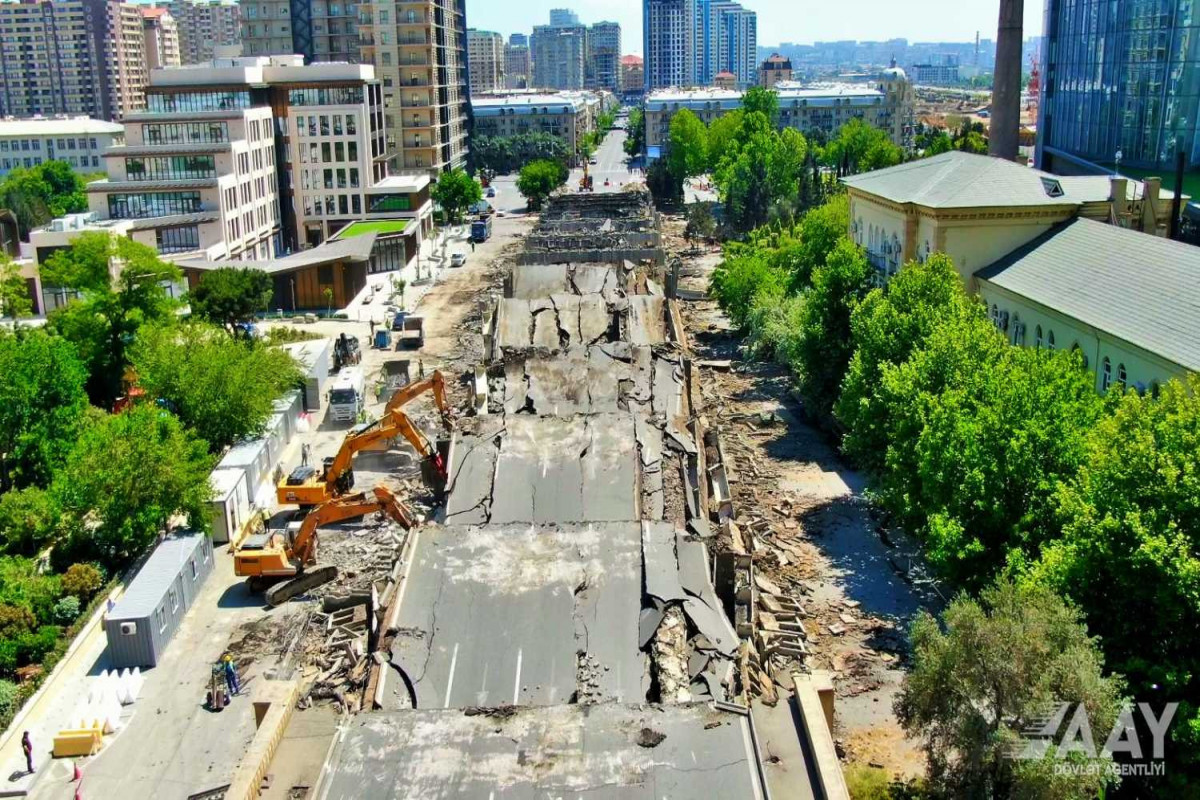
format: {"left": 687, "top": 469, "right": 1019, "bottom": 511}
{"left": 235, "top": 485, "right": 415, "bottom": 606}
{"left": 276, "top": 370, "right": 454, "bottom": 507}
{"left": 333, "top": 333, "right": 361, "bottom": 371}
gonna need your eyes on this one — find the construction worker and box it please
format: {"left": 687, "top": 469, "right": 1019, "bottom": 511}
{"left": 21, "top": 731, "right": 33, "bottom": 774}
{"left": 301, "top": 443, "right": 311, "bottom": 467}
{"left": 222, "top": 654, "right": 240, "bottom": 696}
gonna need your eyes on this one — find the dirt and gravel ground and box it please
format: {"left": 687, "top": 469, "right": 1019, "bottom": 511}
{"left": 667, "top": 216, "right": 938, "bottom": 778}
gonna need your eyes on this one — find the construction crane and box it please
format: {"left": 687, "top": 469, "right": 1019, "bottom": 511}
{"left": 276, "top": 371, "right": 454, "bottom": 507}
{"left": 235, "top": 485, "right": 415, "bottom": 606}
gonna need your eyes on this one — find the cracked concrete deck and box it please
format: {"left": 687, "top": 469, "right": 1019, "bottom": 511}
{"left": 381, "top": 522, "right": 646, "bottom": 711}
{"left": 316, "top": 703, "right": 763, "bottom": 800}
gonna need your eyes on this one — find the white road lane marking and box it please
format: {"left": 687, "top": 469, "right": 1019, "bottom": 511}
{"left": 513, "top": 647, "right": 523, "bottom": 705}
{"left": 444, "top": 641, "right": 459, "bottom": 708}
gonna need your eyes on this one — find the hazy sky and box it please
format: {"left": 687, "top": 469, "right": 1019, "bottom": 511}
{"left": 464, "top": 0, "right": 1044, "bottom": 56}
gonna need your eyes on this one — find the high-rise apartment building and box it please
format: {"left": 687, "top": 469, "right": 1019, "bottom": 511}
{"left": 1037, "top": 0, "right": 1199, "bottom": 179}
{"left": 240, "top": 0, "right": 361, "bottom": 64}
{"left": 360, "top": 0, "right": 469, "bottom": 175}
{"left": 141, "top": 8, "right": 182, "bottom": 70}
{"left": 166, "top": 1, "right": 241, "bottom": 65}
{"left": 467, "top": 29, "right": 504, "bottom": 94}
{"left": 586, "top": 22, "right": 621, "bottom": 93}
{"left": 643, "top": 0, "right": 696, "bottom": 91}
{"left": 548, "top": 8, "right": 579, "bottom": 26}
{"left": 532, "top": 21, "right": 587, "bottom": 90}
{"left": 696, "top": 1, "right": 756, "bottom": 88}
{"left": 505, "top": 39, "right": 531, "bottom": 90}
{"left": 0, "top": 0, "right": 151, "bottom": 120}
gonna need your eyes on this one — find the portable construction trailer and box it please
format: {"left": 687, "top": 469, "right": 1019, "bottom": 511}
{"left": 273, "top": 390, "right": 303, "bottom": 443}
{"left": 208, "top": 467, "right": 251, "bottom": 545}
{"left": 279, "top": 339, "right": 332, "bottom": 411}
{"left": 218, "top": 438, "right": 271, "bottom": 504}
{"left": 104, "top": 533, "right": 215, "bottom": 669}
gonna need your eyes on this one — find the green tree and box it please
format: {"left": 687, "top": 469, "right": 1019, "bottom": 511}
{"left": 897, "top": 578, "right": 1124, "bottom": 799}
{"left": 0, "top": 329, "right": 90, "bottom": 490}
{"left": 957, "top": 130, "right": 989, "bottom": 154}
{"left": 0, "top": 487, "right": 59, "bottom": 556}
{"left": 0, "top": 255, "right": 31, "bottom": 320}
{"left": 517, "top": 159, "right": 567, "bottom": 210}
{"left": 741, "top": 86, "right": 780, "bottom": 123}
{"left": 0, "top": 557, "right": 61, "bottom": 626}
{"left": 52, "top": 404, "right": 213, "bottom": 568}
{"left": 470, "top": 132, "right": 570, "bottom": 175}
{"left": 624, "top": 108, "right": 645, "bottom": 158}
{"left": 709, "top": 250, "right": 787, "bottom": 328}
{"left": 1033, "top": 374, "right": 1200, "bottom": 786}
{"left": 785, "top": 193, "right": 848, "bottom": 289}
{"left": 684, "top": 202, "right": 717, "bottom": 244}
{"left": 666, "top": 108, "right": 709, "bottom": 185}
{"left": 645, "top": 157, "right": 682, "bottom": 205}
{"left": 793, "top": 238, "right": 874, "bottom": 421}
{"left": 878, "top": 318, "right": 1102, "bottom": 582}
{"left": 0, "top": 162, "right": 87, "bottom": 238}
{"left": 188, "top": 267, "right": 274, "bottom": 334}
{"left": 431, "top": 168, "right": 482, "bottom": 225}
{"left": 822, "top": 118, "right": 903, "bottom": 175}
{"left": 706, "top": 109, "right": 745, "bottom": 173}
{"left": 41, "top": 233, "right": 181, "bottom": 407}
{"left": 60, "top": 563, "right": 103, "bottom": 601}
{"left": 836, "top": 253, "right": 976, "bottom": 472}
{"left": 130, "top": 322, "right": 300, "bottom": 452}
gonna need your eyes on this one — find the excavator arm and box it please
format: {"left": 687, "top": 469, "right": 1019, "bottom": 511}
{"left": 319, "top": 422, "right": 409, "bottom": 495}
{"left": 382, "top": 370, "right": 452, "bottom": 423}
{"left": 291, "top": 486, "right": 416, "bottom": 566}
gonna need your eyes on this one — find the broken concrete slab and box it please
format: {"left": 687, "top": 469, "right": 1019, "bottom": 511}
{"left": 385, "top": 522, "right": 644, "bottom": 710}
{"left": 318, "top": 703, "right": 766, "bottom": 799}
{"left": 642, "top": 521, "right": 686, "bottom": 605}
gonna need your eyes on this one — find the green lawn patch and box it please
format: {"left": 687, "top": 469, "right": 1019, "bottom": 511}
{"left": 337, "top": 219, "right": 410, "bottom": 238}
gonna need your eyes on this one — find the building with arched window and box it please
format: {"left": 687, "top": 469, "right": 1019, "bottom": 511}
{"left": 976, "top": 217, "right": 1199, "bottom": 393}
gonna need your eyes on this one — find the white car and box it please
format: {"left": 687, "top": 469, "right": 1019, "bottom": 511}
{"left": 450, "top": 252, "right": 467, "bottom": 267}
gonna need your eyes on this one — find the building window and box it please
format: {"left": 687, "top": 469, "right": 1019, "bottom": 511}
{"left": 288, "top": 87, "right": 364, "bottom": 106}
{"left": 156, "top": 225, "right": 200, "bottom": 253}
{"left": 1117, "top": 363, "right": 1127, "bottom": 389}
{"left": 143, "top": 122, "right": 228, "bottom": 145}
{"left": 108, "top": 191, "right": 202, "bottom": 219}
{"left": 126, "top": 155, "right": 216, "bottom": 181}
{"left": 147, "top": 90, "right": 251, "bottom": 113}
{"left": 1101, "top": 358, "right": 1112, "bottom": 392}
{"left": 1034, "top": 325, "right": 1043, "bottom": 349}
{"left": 1046, "top": 331, "right": 1055, "bottom": 350}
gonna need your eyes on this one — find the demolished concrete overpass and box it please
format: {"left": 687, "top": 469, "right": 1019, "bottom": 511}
{"left": 316, "top": 190, "right": 841, "bottom": 799}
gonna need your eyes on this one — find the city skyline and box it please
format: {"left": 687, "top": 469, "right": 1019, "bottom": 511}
{"left": 465, "top": 0, "right": 1045, "bottom": 55}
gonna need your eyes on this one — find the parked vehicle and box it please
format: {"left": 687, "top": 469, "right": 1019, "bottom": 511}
{"left": 333, "top": 333, "right": 361, "bottom": 371}
{"left": 451, "top": 252, "right": 467, "bottom": 267}
{"left": 469, "top": 200, "right": 494, "bottom": 217}
{"left": 328, "top": 367, "right": 365, "bottom": 424}
{"left": 470, "top": 215, "right": 492, "bottom": 242}
{"left": 396, "top": 314, "right": 425, "bottom": 350}
{"left": 486, "top": 187, "right": 495, "bottom": 198}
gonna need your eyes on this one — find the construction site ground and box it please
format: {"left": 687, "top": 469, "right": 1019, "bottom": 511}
{"left": 666, "top": 216, "right": 939, "bottom": 778}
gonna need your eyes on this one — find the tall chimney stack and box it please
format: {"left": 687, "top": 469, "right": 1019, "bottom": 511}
{"left": 989, "top": 0, "right": 1024, "bottom": 161}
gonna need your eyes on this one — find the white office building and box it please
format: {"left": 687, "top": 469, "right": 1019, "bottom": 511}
{"left": 0, "top": 117, "right": 125, "bottom": 177}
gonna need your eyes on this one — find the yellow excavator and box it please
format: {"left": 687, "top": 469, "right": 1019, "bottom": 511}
{"left": 276, "top": 371, "right": 454, "bottom": 507}
{"left": 235, "top": 485, "right": 415, "bottom": 606}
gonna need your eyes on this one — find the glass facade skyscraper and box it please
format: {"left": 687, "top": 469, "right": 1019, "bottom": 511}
{"left": 1037, "top": 0, "right": 1200, "bottom": 176}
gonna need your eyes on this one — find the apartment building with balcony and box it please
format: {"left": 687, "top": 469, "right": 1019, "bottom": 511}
{"left": 0, "top": 0, "right": 151, "bottom": 120}
{"left": 360, "top": 0, "right": 470, "bottom": 175}
{"left": 471, "top": 91, "right": 614, "bottom": 164}
{"left": 141, "top": 8, "right": 182, "bottom": 70}
{"left": 167, "top": 0, "right": 240, "bottom": 65}
{"left": 504, "top": 37, "right": 531, "bottom": 90}
{"left": 240, "top": 0, "right": 361, "bottom": 64}
{"left": 467, "top": 29, "right": 504, "bottom": 94}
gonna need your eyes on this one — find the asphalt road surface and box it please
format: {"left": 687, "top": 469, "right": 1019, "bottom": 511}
{"left": 570, "top": 128, "right": 639, "bottom": 194}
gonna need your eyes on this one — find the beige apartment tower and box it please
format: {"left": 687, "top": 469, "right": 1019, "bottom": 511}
{"left": 360, "top": 0, "right": 469, "bottom": 175}
{"left": 0, "top": 0, "right": 151, "bottom": 120}
{"left": 167, "top": 0, "right": 241, "bottom": 65}
{"left": 467, "top": 29, "right": 504, "bottom": 94}
{"left": 141, "top": 8, "right": 182, "bottom": 70}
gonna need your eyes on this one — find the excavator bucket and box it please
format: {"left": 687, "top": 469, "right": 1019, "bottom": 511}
{"left": 264, "top": 564, "right": 338, "bottom": 607}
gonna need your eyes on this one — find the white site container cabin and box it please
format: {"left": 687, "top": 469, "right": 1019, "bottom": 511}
{"left": 104, "top": 533, "right": 214, "bottom": 669}
{"left": 208, "top": 467, "right": 251, "bottom": 544}
{"left": 218, "top": 438, "right": 271, "bottom": 503}
{"left": 279, "top": 339, "right": 332, "bottom": 411}
{"left": 329, "top": 367, "right": 365, "bottom": 424}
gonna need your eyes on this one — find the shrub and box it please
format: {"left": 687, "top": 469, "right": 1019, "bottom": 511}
{"left": 15, "top": 625, "right": 60, "bottom": 667}
{"left": 52, "top": 595, "right": 80, "bottom": 625}
{"left": 0, "top": 556, "right": 61, "bottom": 625}
{"left": 0, "top": 679, "right": 16, "bottom": 720}
{"left": 709, "top": 252, "right": 787, "bottom": 329}
{"left": 61, "top": 563, "right": 103, "bottom": 601}
{"left": 0, "top": 603, "right": 35, "bottom": 639}
{"left": 0, "top": 644, "right": 15, "bottom": 679}
{"left": 744, "top": 288, "right": 806, "bottom": 365}
{"left": 0, "top": 486, "right": 59, "bottom": 556}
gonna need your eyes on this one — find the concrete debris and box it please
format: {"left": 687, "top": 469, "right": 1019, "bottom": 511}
{"left": 636, "top": 727, "right": 667, "bottom": 748}
{"left": 651, "top": 606, "right": 692, "bottom": 704}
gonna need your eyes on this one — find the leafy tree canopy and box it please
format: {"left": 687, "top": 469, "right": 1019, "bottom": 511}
{"left": 0, "top": 161, "right": 87, "bottom": 238}
{"left": 821, "top": 117, "right": 903, "bottom": 175}
{"left": 189, "top": 267, "right": 274, "bottom": 334}
{"left": 517, "top": 159, "right": 568, "bottom": 210}
{"left": 41, "top": 232, "right": 182, "bottom": 406}
{"left": 470, "top": 132, "right": 570, "bottom": 175}
{"left": 666, "top": 108, "right": 709, "bottom": 183}
{"left": 0, "top": 255, "right": 32, "bottom": 320}
{"left": 897, "top": 578, "right": 1124, "bottom": 800}
{"left": 741, "top": 86, "right": 780, "bottom": 123}
{"left": 431, "top": 168, "right": 482, "bottom": 225}
{"left": 0, "top": 329, "right": 90, "bottom": 490}
{"left": 52, "top": 404, "right": 213, "bottom": 568}
{"left": 130, "top": 322, "right": 301, "bottom": 452}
